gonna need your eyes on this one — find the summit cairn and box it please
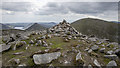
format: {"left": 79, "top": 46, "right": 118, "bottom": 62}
{"left": 49, "top": 19, "right": 80, "bottom": 36}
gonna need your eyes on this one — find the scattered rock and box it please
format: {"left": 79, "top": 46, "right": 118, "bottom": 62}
{"left": 0, "top": 43, "right": 11, "bottom": 52}
{"left": 15, "top": 41, "right": 25, "bottom": 49}
{"left": 93, "top": 59, "right": 101, "bottom": 68}
{"left": 114, "top": 49, "right": 120, "bottom": 57}
{"left": 76, "top": 52, "right": 83, "bottom": 61}
{"left": 88, "top": 49, "right": 92, "bottom": 53}
{"left": 106, "top": 50, "right": 113, "bottom": 55}
{"left": 22, "top": 36, "right": 29, "bottom": 40}
{"left": 99, "top": 48, "right": 105, "bottom": 53}
{"left": 37, "top": 40, "right": 42, "bottom": 45}
{"left": 106, "top": 60, "right": 117, "bottom": 68}
{"left": 14, "top": 59, "right": 20, "bottom": 64}
{"left": 84, "top": 47, "right": 89, "bottom": 51}
{"left": 29, "top": 40, "right": 34, "bottom": 44}
{"left": 88, "top": 37, "right": 97, "bottom": 42}
{"left": 91, "top": 45, "right": 99, "bottom": 51}
{"left": 63, "top": 38, "right": 69, "bottom": 42}
{"left": 18, "top": 63, "right": 26, "bottom": 66}
{"left": 44, "top": 49, "right": 50, "bottom": 52}
{"left": 104, "top": 55, "right": 118, "bottom": 60}
{"left": 13, "top": 52, "right": 23, "bottom": 55}
{"left": 33, "top": 52, "right": 61, "bottom": 64}
{"left": 75, "top": 52, "right": 84, "bottom": 66}
{"left": 88, "top": 64, "right": 93, "bottom": 68}
{"left": 43, "top": 43, "right": 48, "bottom": 47}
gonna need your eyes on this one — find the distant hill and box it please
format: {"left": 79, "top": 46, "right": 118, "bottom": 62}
{"left": 71, "top": 18, "right": 120, "bottom": 42}
{"left": 38, "top": 22, "right": 57, "bottom": 28}
{"left": 0, "top": 23, "right": 13, "bottom": 30}
{"left": 111, "top": 21, "right": 120, "bottom": 24}
{"left": 25, "top": 23, "right": 46, "bottom": 31}
{"left": 4, "top": 22, "right": 57, "bottom": 29}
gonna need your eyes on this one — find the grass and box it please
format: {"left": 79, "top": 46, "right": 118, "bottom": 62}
{"left": 103, "top": 58, "right": 111, "bottom": 65}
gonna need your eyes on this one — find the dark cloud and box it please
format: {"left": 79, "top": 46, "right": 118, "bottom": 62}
{"left": 1, "top": 2, "right": 118, "bottom": 15}
{"left": 2, "top": 2, "right": 32, "bottom": 12}
{"left": 36, "top": 2, "right": 118, "bottom": 15}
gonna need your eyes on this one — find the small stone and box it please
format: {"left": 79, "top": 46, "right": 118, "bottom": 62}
{"left": 114, "top": 49, "right": 120, "bottom": 57}
{"left": 84, "top": 48, "right": 89, "bottom": 51}
{"left": 37, "top": 40, "right": 42, "bottom": 45}
{"left": 88, "top": 49, "right": 92, "bottom": 53}
{"left": 106, "top": 60, "right": 117, "bottom": 68}
{"left": 88, "top": 64, "right": 93, "bottom": 68}
{"left": 29, "top": 40, "right": 34, "bottom": 44}
{"left": 13, "top": 52, "right": 23, "bottom": 55}
{"left": 106, "top": 50, "right": 113, "bottom": 55}
{"left": 18, "top": 63, "right": 26, "bottom": 66}
{"left": 35, "top": 43, "right": 39, "bottom": 46}
{"left": 91, "top": 45, "right": 99, "bottom": 51}
{"left": 93, "top": 59, "right": 101, "bottom": 68}
{"left": 76, "top": 52, "right": 83, "bottom": 61}
{"left": 14, "top": 59, "right": 20, "bottom": 64}
{"left": 99, "top": 48, "right": 105, "bottom": 53}
{"left": 45, "top": 49, "right": 49, "bottom": 52}
{"left": 43, "top": 43, "right": 48, "bottom": 47}
{"left": 104, "top": 55, "right": 118, "bottom": 60}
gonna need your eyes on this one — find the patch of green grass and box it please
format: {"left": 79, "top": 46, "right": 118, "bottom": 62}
{"left": 51, "top": 44, "right": 63, "bottom": 49}
{"left": 27, "top": 58, "right": 35, "bottom": 66}
{"left": 103, "top": 58, "right": 111, "bottom": 64}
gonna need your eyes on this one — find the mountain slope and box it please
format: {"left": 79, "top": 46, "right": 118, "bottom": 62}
{"left": 71, "top": 18, "right": 120, "bottom": 42}
{"left": 25, "top": 23, "right": 46, "bottom": 31}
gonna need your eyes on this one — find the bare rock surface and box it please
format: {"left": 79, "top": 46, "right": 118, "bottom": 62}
{"left": 33, "top": 52, "right": 61, "bottom": 64}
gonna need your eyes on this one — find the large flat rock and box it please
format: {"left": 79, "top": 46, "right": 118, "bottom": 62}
{"left": 33, "top": 52, "right": 61, "bottom": 64}
{"left": 0, "top": 44, "right": 11, "bottom": 52}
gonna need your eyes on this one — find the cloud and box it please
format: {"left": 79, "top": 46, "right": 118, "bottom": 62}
{"left": 34, "top": 2, "right": 118, "bottom": 15}
{"left": 1, "top": 1, "right": 118, "bottom": 23}
{"left": 2, "top": 2, "right": 32, "bottom": 12}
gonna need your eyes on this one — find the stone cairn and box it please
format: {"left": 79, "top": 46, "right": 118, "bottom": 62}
{"left": 49, "top": 19, "right": 80, "bottom": 36}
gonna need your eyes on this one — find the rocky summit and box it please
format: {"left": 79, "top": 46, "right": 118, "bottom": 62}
{"left": 49, "top": 20, "right": 80, "bottom": 35}
{"left": 1, "top": 20, "right": 120, "bottom": 67}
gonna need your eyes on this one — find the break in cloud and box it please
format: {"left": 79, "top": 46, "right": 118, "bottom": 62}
{"left": 0, "top": 0, "right": 119, "bottom": 23}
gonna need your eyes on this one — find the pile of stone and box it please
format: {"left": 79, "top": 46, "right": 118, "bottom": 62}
{"left": 49, "top": 20, "right": 80, "bottom": 36}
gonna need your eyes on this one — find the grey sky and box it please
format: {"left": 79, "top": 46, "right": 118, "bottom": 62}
{"left": 0, "top": 0, "right": 119, "bottom": 23}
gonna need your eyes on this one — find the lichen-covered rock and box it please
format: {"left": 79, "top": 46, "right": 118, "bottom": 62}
{"left": 33, "top": 52, "right": 61, "bottom": 64}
